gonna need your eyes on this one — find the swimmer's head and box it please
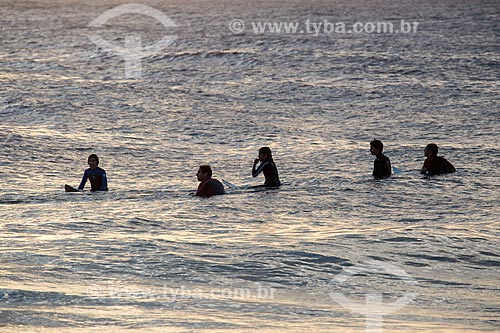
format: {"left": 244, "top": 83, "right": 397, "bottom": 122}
{"left": 197, "top": 165, "right": 212, "bottom": 181}
{"left": 370, "top": 140, "right": 384, "bottom": 155}
{"left": 258, "top": 147, "right": 272, "bottom": 161}
{"left": 88, "top": 154, "right": 99, "bottom": 169}
{"left": 425, "top": 143, "right": 438, "bottom": 157}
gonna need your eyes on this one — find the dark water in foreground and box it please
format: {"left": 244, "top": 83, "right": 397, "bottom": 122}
{"left": 0, "top": 0, "right": 499, "bottom": 331}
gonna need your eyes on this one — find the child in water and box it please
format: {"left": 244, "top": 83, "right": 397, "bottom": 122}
{"left": 78, "top": 154, "right": 108, "bottom": 191}
{"left": 252, "top": 147, "right": 281, "bottom": 187}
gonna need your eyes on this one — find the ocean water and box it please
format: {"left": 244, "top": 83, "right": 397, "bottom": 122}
{"left": 0, "top": 0, "right": 499, "bottom": 332}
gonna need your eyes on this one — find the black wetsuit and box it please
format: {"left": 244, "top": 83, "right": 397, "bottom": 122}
{"left": 196, "top": 178, "right": 225, "bottom": 197}
{"left": 252, "top": 157, "right": 281, "bottom": 187}
{"left": 78, "top": 167, "right": 108, "bottom": 191}
{"left": 423, "top": 156, "right": 456, "bottom": 175}
{"left": 373, "top": 153, "right": 391, "bottom": 179}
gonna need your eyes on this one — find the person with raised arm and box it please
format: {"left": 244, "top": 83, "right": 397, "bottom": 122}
{"left": 252, "top": 147, "right": 281, "bottom": 187}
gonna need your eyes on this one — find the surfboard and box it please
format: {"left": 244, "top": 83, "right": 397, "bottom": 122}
{"left": 222, "top": 180, "right": 280, "bottom": 192}
{"left": 222, "top": 179, "right": 250, "bottom": 190}
{"left": 65, "top": 184, "right": 80, "bottom": 192}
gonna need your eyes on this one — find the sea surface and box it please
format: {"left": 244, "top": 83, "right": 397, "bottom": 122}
{"left": 0, "top": 0, "right": 499, "bottom": 332}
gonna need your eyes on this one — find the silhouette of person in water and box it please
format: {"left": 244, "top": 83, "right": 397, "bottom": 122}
{"left": 252, "top": 147, "right": 281, "bottom": 187}
{"left": 370, "top": 140, "right": 391, "bottom": 179}
{"left": 195, "top": 165, "right": 225, "bottom": 197}
{"left": 78, "top": 154, "right": 108, "bottom": 191}
{"left": 420, "top": 143, "right": 455, "bottom": 176}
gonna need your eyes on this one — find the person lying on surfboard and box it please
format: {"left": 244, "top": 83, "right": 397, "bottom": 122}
{"left": 195, "top": 165, "right": 225, "bottom": 197}
{"left": 420, "top": 143, "right": 456, "bottom": 176}
{"left": 252, "top": 147, "right": 281, "bottom": 187}
{"left": 78, "top": 154, "right": 108, "bottom": 191}
{"left": 370, "top": 139, "right": 392, "bottom": 179}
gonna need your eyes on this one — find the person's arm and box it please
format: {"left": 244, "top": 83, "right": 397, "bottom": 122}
{"left": 252, "top": 159, "right": 259, "bottom": 177}
{"left": 195, "top": 182, "right": 203, "bottom": 196}
{"left": 252, "top": 160, "right": 268, "bottom": 178}
{"left": 386, "top": 159, "right": 392, "bottom": 176}
{"left": 372, "top": 160, "right": 379, "bottom": 178}
{"left": 420, "top": 158, "right": 430, "bottom": 174}
{"left": 100, "top": 169, "right": 108, "bottom": 190}
{"left": 78, "top": 170, "right": 88, "bottom": 190}
{"left": 373, "top": 157, "right": 387, "bottom": 178}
